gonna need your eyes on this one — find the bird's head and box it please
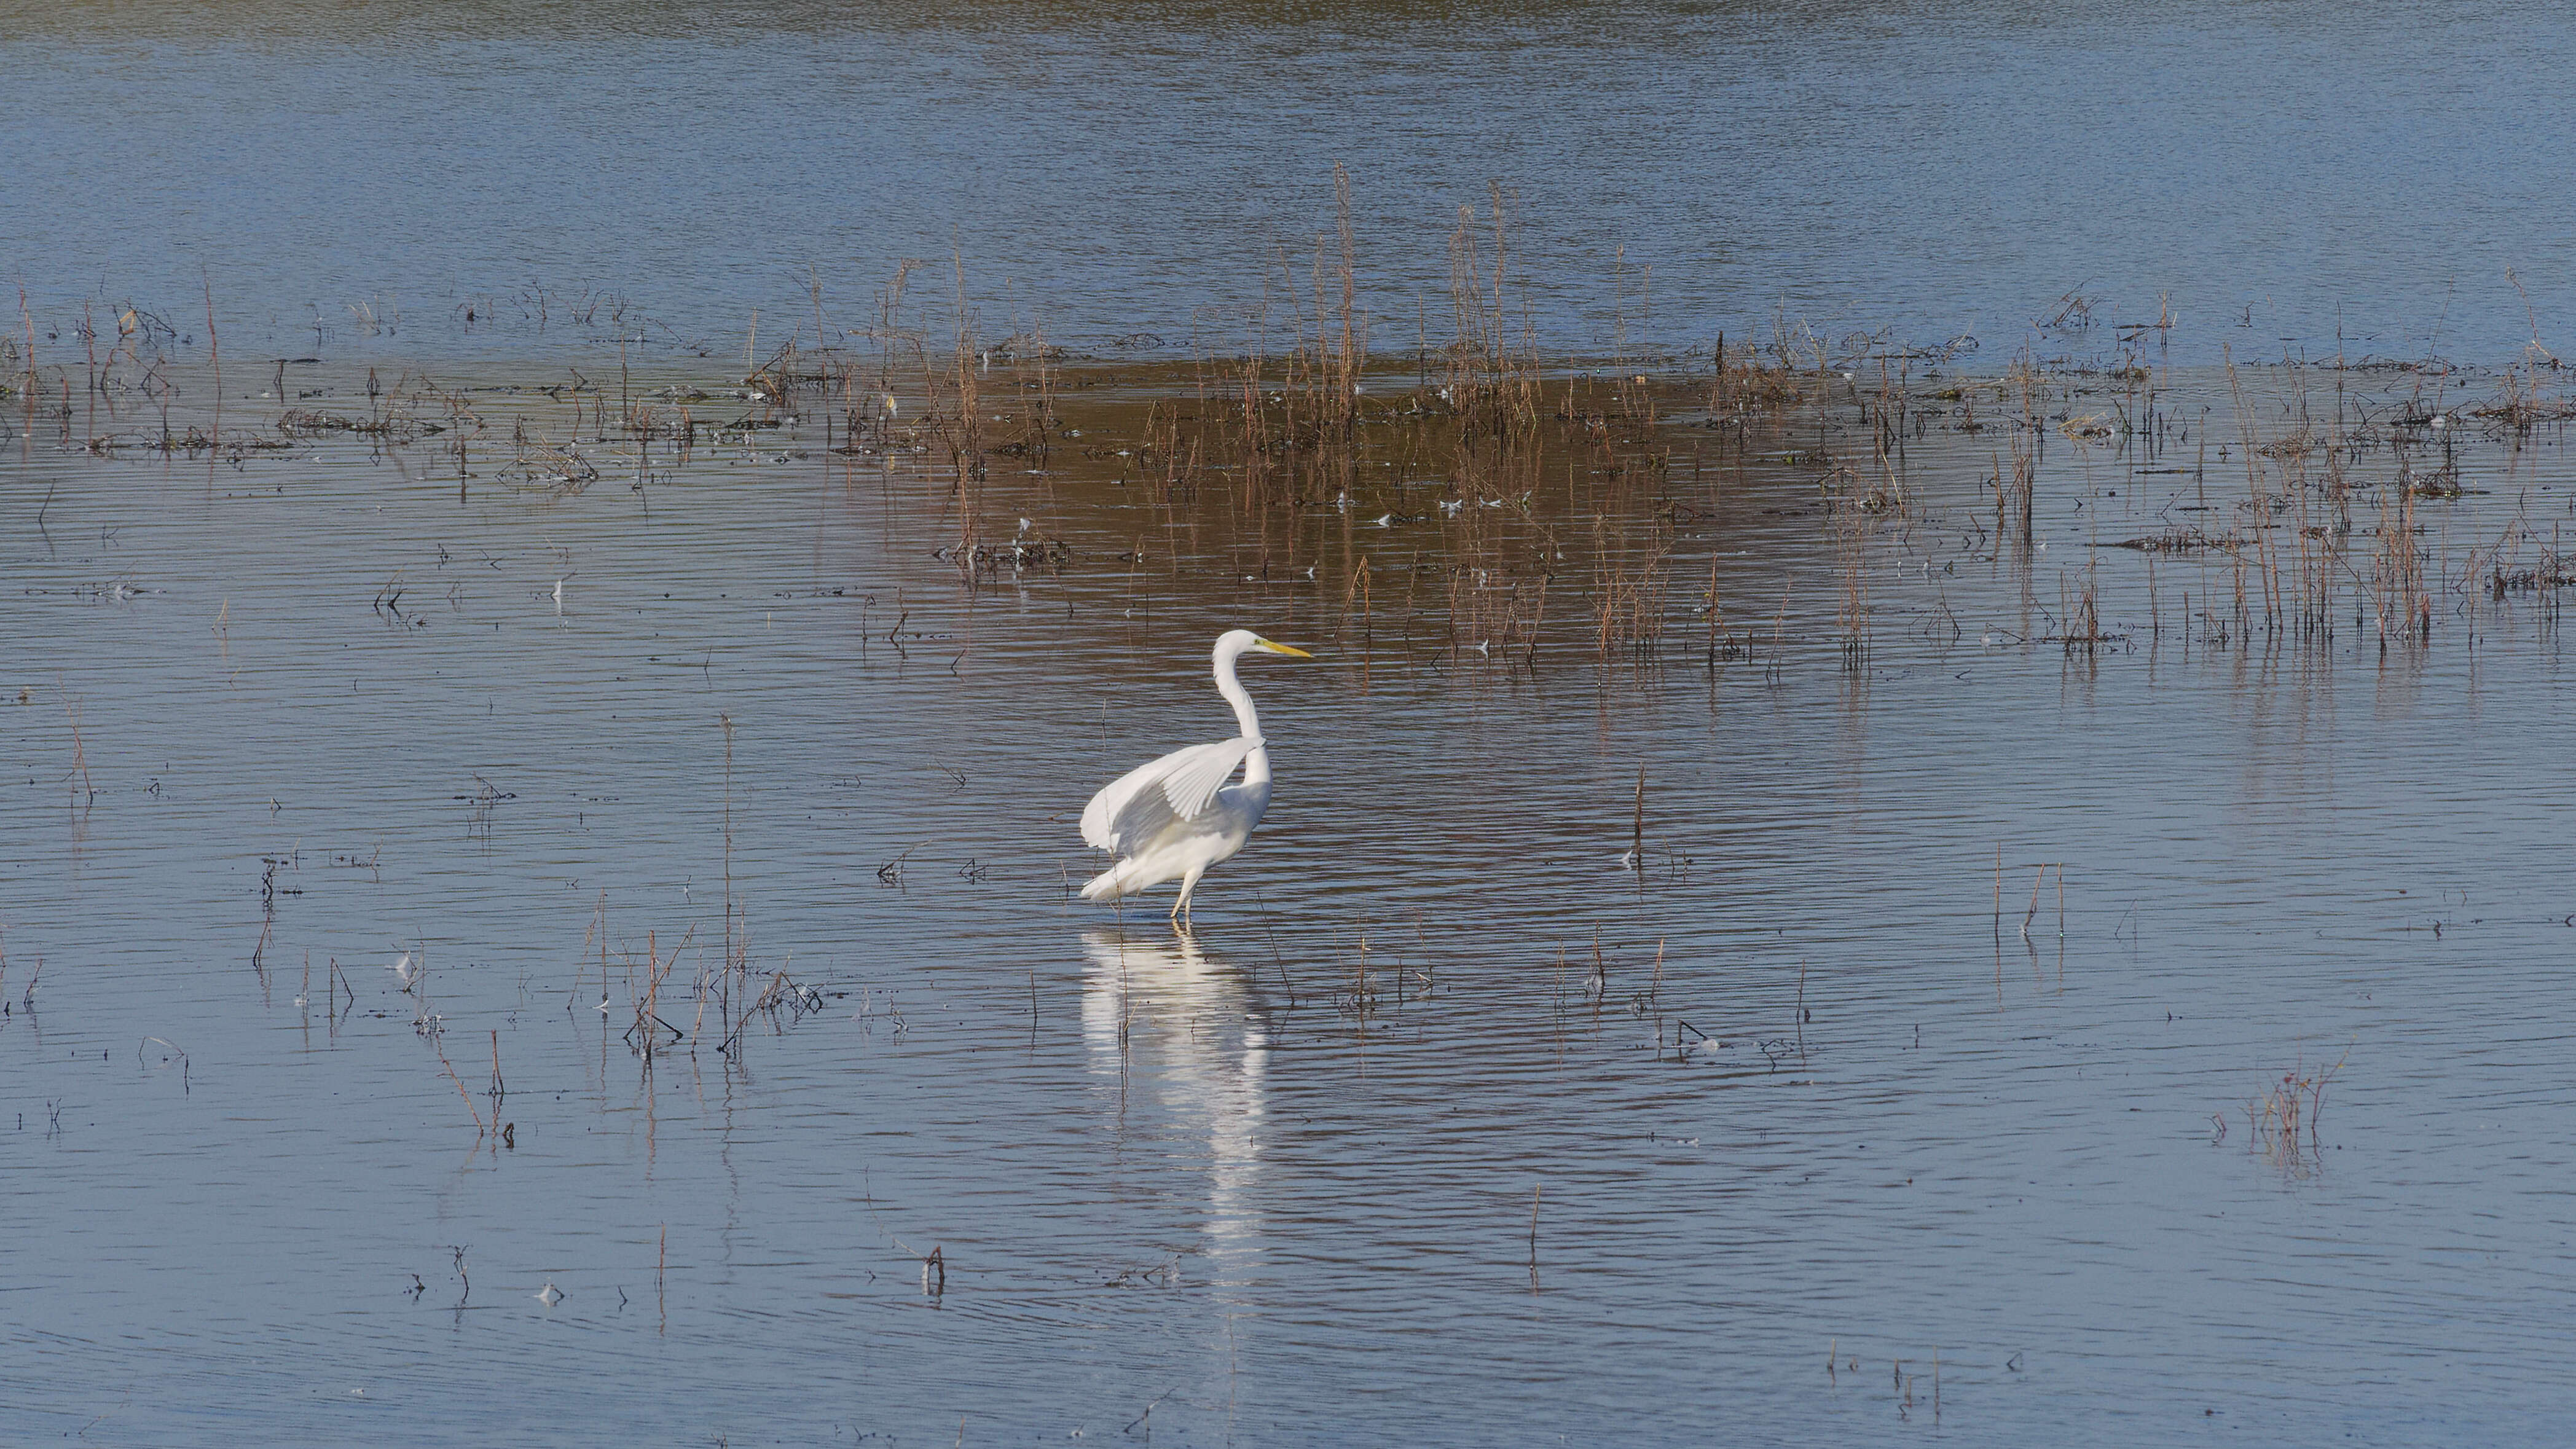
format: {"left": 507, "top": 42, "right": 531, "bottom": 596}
{"left": 1215, "top": 628, "right": 1314, "bottom": 663}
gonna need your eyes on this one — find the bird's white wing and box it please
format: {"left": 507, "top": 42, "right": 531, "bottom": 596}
{"left": 1080, "top": 736, "right": 1260, "bottom": 854}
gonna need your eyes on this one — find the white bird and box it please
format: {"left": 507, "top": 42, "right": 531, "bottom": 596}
{"left": 390, "top": 951, "right": 417, "bottom": 991}
{"left": 1078, "top": 630, "right": 1313, "bottom": 927}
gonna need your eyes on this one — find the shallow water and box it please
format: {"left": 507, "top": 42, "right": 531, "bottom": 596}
{"left": 6, "top": 345, "right": 2576, "bottom": 1444}
{"left": 11, "top": 2, "right": 2576, "bottom": 1441}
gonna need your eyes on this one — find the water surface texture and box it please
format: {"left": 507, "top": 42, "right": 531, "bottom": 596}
{"left": 7, "top": 344, "right": 2576, "bottom": 1445}
{"left": 9, "top": 4, "right": 2576, "bottom": 1445}
{"left": 6, "top": 0, "right": 2576, "bottom": 361}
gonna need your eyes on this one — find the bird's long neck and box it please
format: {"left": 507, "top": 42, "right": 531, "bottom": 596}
{"left": 1214, "top": 649, "right": 1273, "bottom": 796}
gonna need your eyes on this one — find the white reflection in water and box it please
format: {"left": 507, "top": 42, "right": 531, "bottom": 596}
{"left": 1080, "top": 929, "right": 1268, "bottom": 1276}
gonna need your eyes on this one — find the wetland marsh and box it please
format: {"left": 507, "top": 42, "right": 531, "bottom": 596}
{"left": 9, "top": 3, "right": 2576, "bottom": 1445}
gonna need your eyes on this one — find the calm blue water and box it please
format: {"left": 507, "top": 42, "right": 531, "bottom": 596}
{"left": 4, "top": 1, "right": 2574, "bottom": 365}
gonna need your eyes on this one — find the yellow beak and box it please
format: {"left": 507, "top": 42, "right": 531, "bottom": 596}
{"left": 1254, "top": 638, "right": 1314, "bottom": 658}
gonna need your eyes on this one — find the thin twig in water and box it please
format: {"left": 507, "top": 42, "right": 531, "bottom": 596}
{"left": 435, "top": 1039, "right": 487, "bottom": 1136}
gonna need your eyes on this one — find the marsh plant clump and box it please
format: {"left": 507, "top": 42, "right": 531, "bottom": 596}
{"left": 22, "top": 184, "right": 2569, "bottom": 702}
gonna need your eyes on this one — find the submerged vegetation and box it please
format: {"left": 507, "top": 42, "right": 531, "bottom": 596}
{"left": 16, "top": 168, "right": 2576, "bottom": 1448}
{"left": 15, "top": 179, "right": 2573, "bottom": 1177}
{"left": 17, "top": 182, "right": 2575, "bottom": 697}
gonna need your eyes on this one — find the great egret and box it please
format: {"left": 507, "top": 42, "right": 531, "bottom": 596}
{"left": 1078, "top": 630, "right": 1313, "bottom": 926}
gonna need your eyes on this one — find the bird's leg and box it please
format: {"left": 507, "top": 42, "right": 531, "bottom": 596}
{"left": 1172, "top": 866, "right": 1205, "bottom": 931}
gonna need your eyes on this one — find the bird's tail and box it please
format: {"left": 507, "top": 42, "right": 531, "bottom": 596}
{"left": 1080, "top": 858, "right": 1148, "bottom": 903}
